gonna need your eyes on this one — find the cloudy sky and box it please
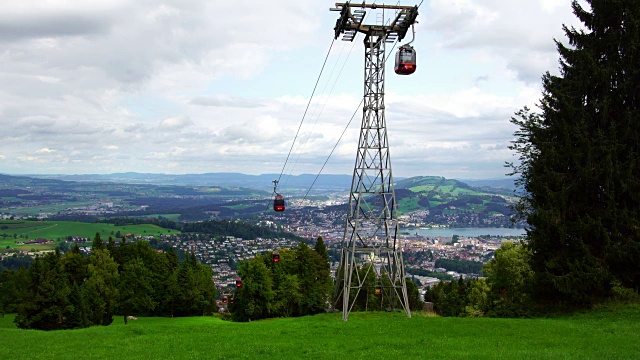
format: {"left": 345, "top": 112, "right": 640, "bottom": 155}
{"left": 0, "top": 0, "right": 584, "bottom": 179}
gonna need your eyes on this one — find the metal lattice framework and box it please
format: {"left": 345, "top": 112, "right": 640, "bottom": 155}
{"left": 330, "top": 2, "right": 418, "bottom": 321}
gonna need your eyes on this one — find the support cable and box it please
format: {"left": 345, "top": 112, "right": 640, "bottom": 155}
{"left": 301, "top": 40, "right": 400, "bottom": 201}
{"left": 263, "top": 38, "right": 336, "bottom": 214}
{"left": 302, "top": 97, "right": 364, "bottom": 201}
{"left": 275, "top": 38, "right": 336, "bottom": 190}
{"left": 283, "top": 39, "right": 358, "bottom": 188}
{"left": 282, "top": 7, "right": 373, "bottom": 189}
{"left": 274, "top": 1, "right": 425, "bottom": 206}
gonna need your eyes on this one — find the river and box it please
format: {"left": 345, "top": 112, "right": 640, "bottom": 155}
{"left": 405, "top": 227, "right": 526, "bottom": 238}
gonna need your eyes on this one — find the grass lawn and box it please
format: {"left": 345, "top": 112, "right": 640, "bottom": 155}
{"left": 1, "top": 305, "right": 639, "bottom": 359}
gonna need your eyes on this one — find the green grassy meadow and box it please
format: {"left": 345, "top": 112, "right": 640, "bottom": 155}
{"left": 0, "top": 220, "right": 178, "bottom": 251}
{"left": 133, "top": 213, "right": 182, "bottom": 221}
{"left": 1, "top": 306, "right": 639, "bottom": 359}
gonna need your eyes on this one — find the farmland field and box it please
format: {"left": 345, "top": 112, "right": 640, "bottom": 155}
{"left": 0, "top": 220, "right": 178, "bottom": 251}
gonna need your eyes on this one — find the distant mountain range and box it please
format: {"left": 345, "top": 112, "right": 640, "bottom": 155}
{"left": 23, "top": 172, "right": 518, "bottom": 192}
{"left": 26, "top": 173, "right": 351, "bottom": 192}
{"left": 0, "top": 173, "right": 521, "bottom": 226}
{"left": 457, "top": 178, "right": 518, "bottom": 192}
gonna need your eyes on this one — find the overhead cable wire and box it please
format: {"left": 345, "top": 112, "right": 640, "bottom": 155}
{"left": 283, "top": 39, "right": 359, "bottom": 188}
{"left": 278, "top": 2, "right": 426, "bottom": 205}
{"left": 282, "top": 6, "right": 372, "bottom": 188}
{"left": 263, "top": 37, "right": 336, "bottom": 214}
{"left": 281, "top": 40, "right": 349, "bottom": 188}
{"left": 276, "top": 37, "right": 336, "bottom": 189}
{"left": 302, "top": 97, "right": 364, "bottom": 201}
{"left": 300, "top": 0, "right": 427, "bottom": 200}
{"left": 301, "top": 39, "right": 402, "bottom": 201}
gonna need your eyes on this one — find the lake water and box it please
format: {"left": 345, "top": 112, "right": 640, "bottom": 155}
{"left": 406, "top": 227, "right": 526, "bottom": 238}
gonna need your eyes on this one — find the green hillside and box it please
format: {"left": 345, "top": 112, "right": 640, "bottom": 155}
{"left": 393, "top": 176, "right": 518, "bottom": 222}
{"left": 0, "top": 220, "right": 177, "bottom": 252}
{"left": 1, "top": 305, "right": 639, "bottom": 359}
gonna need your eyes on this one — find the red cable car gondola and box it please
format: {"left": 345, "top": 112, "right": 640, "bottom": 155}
{"left": 273, "top": 250, "right": 280, "bottom": 263}
{"left": 273, "top": 194, "right": 285, "bottom": 212}
{"left": 235, "top": 277, "right": 242, "bottom": 288}
{"left": 395, "top": 44, "right": 417, "bottom": 75}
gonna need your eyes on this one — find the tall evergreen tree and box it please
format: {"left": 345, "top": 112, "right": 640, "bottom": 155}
{"left": 313, "top": 236, "right": 329, "bottom": 264}
{"left": 509, "top": 0, "right": 640, "bottom": 305}
{"left": 60, "top": 245, "right": 90, "bottom": 328}
{"left": 85, "top": 249, "right": 119, "bottom": 325}
{"left": 173, "top": 253, "right": 216, "bottom": 316}
{"left": 93, "top": 232, "right": 105, "bottom": 251}
{"left": 313, "top": 236, "right": 333, "bottom": 305}
{"left": 295, "top": 242, "right": 329, "bottom": 315}
{"left": 118, "top": 258, "right": 156, "bottom": 324}
{"left": 0, "top": 267, "right": 29, "bottom": 315}
{"left": 15, "top": 249, "right": 73, "bottom": 330}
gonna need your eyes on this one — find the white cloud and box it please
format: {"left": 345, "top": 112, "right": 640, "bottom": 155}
{"left": 0, "top": 1, "right": 579, "bottom": 178}
{"left": 424, "top": 0, "right": 579, "bottom": 83}
{"left": 190, "top": 95, "right": 265, "bottom": 109}
{"left": 159, "top": 116, "right": 192, "bottom": 131}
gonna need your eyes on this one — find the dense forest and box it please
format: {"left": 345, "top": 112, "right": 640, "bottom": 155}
{"left": 0, "top": 233, "right": 217, "bottom": 329}
{"left": 0, "top": 253, "right": 32, "bottom": 272}
{"left": 97, "top": 217, "right": 306, "bottom": 242}
{"left": 434, "top": 258, "right": 484, "bottom": 275}
{"left": 229, "top": 239, "right": 332, "bottom": 321}
{"left": 228, "top": 237, "right": 424, "bottom": 321}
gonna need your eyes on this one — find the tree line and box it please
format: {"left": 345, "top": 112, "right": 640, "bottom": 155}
{"left": 228, "top": 238, "right": 332, "bottom": 321}
{"left": 228, "top": 237, "right": 424, "bottom": 321}
{"left": 425, "top": 242, "right": 533, "bottom": 317}
{"left": 0, "top": 233, "right": 217, "bottom": 329}
{"left": 332, "top": 264, "right": 424, "bottom": 314}
{"left": 0, "top": 253, "right": 32, "bottom": 272}
{"left": 434, "top": 258, "right": 484, "bottom": 275}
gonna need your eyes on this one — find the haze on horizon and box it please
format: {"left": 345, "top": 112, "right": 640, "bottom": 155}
{"left": 0, "top": 1, "right": 582, "bottom": 179}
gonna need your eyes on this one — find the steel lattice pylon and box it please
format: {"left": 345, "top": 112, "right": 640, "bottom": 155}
{"left": 330, "top": 2, "right": 418, "bottom": 321}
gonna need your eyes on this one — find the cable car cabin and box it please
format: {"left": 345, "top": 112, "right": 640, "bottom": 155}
{"left": 395, "top": 45, "right": 417, "bottom": 75}
{"left": 273, "top": 194, "right": 285, "bottom": 212}
{"left": 272, "top": 251, "right": 280, "bottom": 263}
{"left": 235, "top": 278, "right": 242, "bottom": 288}
{"left": 223, "top": 296, "right": 228, "bottom": 303}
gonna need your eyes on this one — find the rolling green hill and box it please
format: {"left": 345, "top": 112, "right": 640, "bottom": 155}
{"left": 1, "top": 305, "right": 638, "bottom": 359}
{"left": 393, "top": 177, "right": 519, "bottom": 225}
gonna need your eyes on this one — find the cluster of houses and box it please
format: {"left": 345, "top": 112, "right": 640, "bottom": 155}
{"left": 155, "top": 233, "right": 303, "bottom": 289}
{"left": 16, "top": 238, "right": 54, "bottom": 245}
{"left": 4, "top": 213, "right": 520, "bottom": 300}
